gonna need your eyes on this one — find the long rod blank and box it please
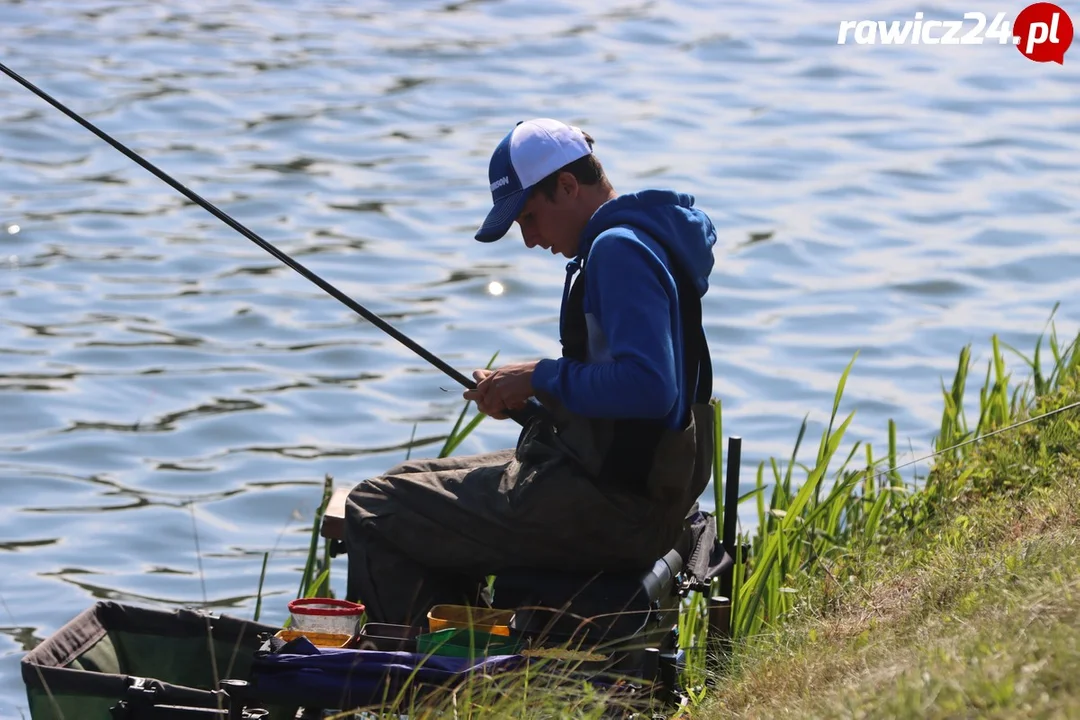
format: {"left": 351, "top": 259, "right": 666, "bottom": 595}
{"left": 0, "top": 61, "right": 480, "bottom": 392}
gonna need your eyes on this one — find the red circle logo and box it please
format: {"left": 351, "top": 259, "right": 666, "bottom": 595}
{"left": 1014, "top": 2, "right": 1074, "bottom": 63}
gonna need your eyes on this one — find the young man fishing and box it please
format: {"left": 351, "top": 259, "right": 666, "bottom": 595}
{"left": 345, "top": 118, "right": 717, "bottom": 625}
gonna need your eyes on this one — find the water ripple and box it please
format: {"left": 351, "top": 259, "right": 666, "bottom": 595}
{"left": 1, "top": 0, "right": 1078, "bottom": 712}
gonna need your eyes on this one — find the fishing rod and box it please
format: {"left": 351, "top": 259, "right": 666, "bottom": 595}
{"left": 0, "top": 61, "right": 543, "bottom": 427}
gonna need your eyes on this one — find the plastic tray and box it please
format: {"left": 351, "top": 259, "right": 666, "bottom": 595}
{"left": 416, "top": 628, "right": 522, "bottom": 659}
{"left": 354, "top": 622, "right": 420, "bottom": 652}
{"left": 274, "top": 629, "right": 353, "bottom": 648}
{"left": 426, "top": 604, "right": 513, "bottom": 636}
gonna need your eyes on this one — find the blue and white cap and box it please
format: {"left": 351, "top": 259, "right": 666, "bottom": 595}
{"left": 475, "top": 118, "right": 593, "bottom": 242}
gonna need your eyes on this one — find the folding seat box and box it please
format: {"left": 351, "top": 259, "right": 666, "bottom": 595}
{"left": 21, "top": 601, "right": 296, "bottom": 720}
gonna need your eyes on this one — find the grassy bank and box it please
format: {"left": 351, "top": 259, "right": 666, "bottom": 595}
{"left": 703, "top": 323, "right": 1080, "bottom": 718}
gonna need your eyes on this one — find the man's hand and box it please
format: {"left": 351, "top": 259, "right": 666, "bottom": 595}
{"left": 462, "top": 369, "right": 508, "bottom": 419}
{"left": 462, "top": 361, "right": 539, "bottom": 420}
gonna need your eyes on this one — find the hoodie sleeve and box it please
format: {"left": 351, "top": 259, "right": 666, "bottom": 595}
{"left": 532, "top": 229, "right": 678, "bottom": 418}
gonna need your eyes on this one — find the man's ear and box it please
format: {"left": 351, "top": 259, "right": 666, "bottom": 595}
{"left": 558, "top": 171, "right": 579, "bottom": 198}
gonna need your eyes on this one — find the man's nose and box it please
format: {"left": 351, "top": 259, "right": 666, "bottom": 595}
{"left": 522, "top": 230, "right": 539, "bottom": 249}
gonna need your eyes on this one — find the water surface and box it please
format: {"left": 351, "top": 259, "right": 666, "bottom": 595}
{"left": 2, "top": 0, "right": 1078, "bottom": 713}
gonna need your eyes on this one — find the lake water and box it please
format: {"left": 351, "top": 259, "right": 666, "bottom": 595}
{"left": 1, "top": 0, "right": 1077, "bottom": 713}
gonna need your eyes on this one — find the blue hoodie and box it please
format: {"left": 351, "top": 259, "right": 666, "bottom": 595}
{"left": 531, "top": 189, "right": 716, "bottom": 429}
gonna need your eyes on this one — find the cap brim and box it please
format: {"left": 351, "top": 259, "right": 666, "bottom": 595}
{"left": 475, "top": 189, "right": 527, "bottom": 243}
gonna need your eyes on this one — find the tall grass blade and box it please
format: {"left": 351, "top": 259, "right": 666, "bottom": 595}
{"left": 755, "top": 463, "right": 766, "bottom": 532}
{"left": 439, "top": 399, "right": 475, "bottom": 459}
{"left": 440, "top": 409, "right": 486, "bottom": 458}
{"left": 824, "top": 471, "right": 858, "bottom": 539}
{"left": 888, "top": 419, "right": 901, "bottom": 488}
{"left": 991, "top": 335, "right": 1010, "bottom": 427}
{"left": 1060, "top": 331, "right": 1080, "bottom": 391}
{"left": 305, "top": 568, "right": 331, "bottom": 598}
{"left": 253, "top": 551, "right": 269, "bottom": 622}
{"left": 863, "top": 442, "right": 875, "bottom": 500}
{"left": 739, "top": 486, "right": 766, "bottom": 503}
{"left": 189, "top": 502, "right": 208, "bottom": 607}
{"left": 438, "top": 352, "right": 498, "bottom": 458}
{"left": 975, "top": 359, "right": 993, "bottom": 438}
{"left": 1050, "top": 323, "right": 1062, "bottom": 370}
{"left": 802, "top": 468, "right": 859, "bottom": 534}
{"left": 863, "top": 479, "right": 891, "bottom": 543}
{"left": 297, "top": 475, "right": 333, "bottom": 600}
{"left": 818, "top": 352, "right": 858, "bottom": 464}
{"left": 784, "top": 416, "right": 808, "bottom": 499}
{"left": 405, "top": 422, "right": 418, "bottom": 461}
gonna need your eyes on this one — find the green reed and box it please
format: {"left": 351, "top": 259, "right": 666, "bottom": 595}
{"left": 438, "top": 351, "right": 498, "bottom": 459}
{"left": 296, "top": 473, "right": 334, "bottom": 601}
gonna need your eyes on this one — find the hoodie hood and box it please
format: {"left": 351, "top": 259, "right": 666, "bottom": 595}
{"left": 579, "top": 189, "right": 716, "bottom": 296}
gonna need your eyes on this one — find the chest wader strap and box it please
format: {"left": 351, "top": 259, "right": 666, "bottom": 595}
{"left": 560, "top": 255, "right": 712, "bottom": 494}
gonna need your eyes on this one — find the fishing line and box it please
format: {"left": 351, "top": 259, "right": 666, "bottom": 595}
{"left": 868, "top": 398, "right": 1080, "bottom": 488}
